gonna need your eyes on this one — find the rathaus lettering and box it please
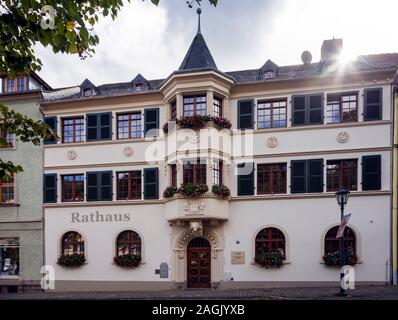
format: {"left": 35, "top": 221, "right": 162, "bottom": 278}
{"left": 71, "top": 211, "right": 131, "bottom": 223}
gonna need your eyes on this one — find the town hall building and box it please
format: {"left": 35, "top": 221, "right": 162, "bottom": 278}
{"left": 38, "top": 11, "right": 398, "bottom": 290}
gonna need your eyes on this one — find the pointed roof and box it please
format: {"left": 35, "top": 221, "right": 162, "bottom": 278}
{"left": 79, "top": 78, "right": 96, "bottom": 90}
{"left": 131, "top": 73, "right": 148, "bottom": 85}
{"left": 178, "top": 9, "right": 217, "bottom": 71}
{"left": 260, "top": 59, "right": 279, "bottom": 72}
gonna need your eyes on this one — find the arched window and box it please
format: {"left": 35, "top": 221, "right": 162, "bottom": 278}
{"left": 255, "top": 228, "right": 285, "bottom": 257}
{"left": 116, "top": 230, "right": 141, "bottom": 256}
{"left": 61, "top": 231, "right": 84, "bottom": 255}
{"left": 324, "top": 226, "right": 356, "bottom": 255}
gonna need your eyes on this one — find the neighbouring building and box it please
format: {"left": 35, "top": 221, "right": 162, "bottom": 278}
{"left": 41, "top": 12, "right": 398, "bottom": 291}
{"left": 0, "top": 72, "right": 52, "bottom": 292}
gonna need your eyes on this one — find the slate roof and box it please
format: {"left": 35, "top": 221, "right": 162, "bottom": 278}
{"left": 42, "top": 53, "right": 398, "bottom": 103}
{"left": 179, "top": 33, "right": 218, "bottom": 71}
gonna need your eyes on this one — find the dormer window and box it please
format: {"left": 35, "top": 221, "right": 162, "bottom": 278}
{"left": 83, "top": 88, "right": 93, "bottom": 97}
{"left": 264, "top": 71, "right": 274, "bottom": 79}
{"left": 135, "top": 84, "right": 144, "bottom": 92}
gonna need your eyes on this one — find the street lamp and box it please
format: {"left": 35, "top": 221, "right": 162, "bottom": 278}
{"left": 335, "top": 189, "right": 350, "bottom": 296}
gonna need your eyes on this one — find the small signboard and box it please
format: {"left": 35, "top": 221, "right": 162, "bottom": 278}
{"left": 159, "top": 263, "right": 169, "bottom": 279}
{"left": 231, "top": 251, "right": 245, "bottom": 265}
{"left": 336, "top": 214, "right": 351, "bottom": 239}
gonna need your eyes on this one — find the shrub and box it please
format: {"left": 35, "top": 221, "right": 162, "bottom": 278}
{"left": 113, "top": 254, "right": 141, "bottom": 268}
{"left": 57, "top": 253, "right": 86, "bottom": 267}
{"left": 178, "top": 183, "right": 209, "bottom": 197}
{"left": 212, "top": 184, "right": 231, "bottom": 198}
{"left": 255, "top": 251, "right": 285, "bottom": 268}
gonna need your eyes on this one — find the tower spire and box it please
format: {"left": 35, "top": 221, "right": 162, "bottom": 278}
{"left": 197, "top": 8, "right": 202, "bottom": 34}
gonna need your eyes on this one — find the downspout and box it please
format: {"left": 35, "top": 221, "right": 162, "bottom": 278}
{"left": 392, "top": 81, "right": 398, "bottom": 285}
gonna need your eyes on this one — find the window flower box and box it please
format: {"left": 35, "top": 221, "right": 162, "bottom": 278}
{"left": 163, "top": 186, "right": 178, "bottom": 198}
{"left": 162, "top": 115, "right": 231, "bottom": 134}
{"left": 323, "top": 251, "right": 358, "bottom": 267}
{"left": 114, "top": 254, "right": 141, "bottom": 268}
{"left": 212, "top": 184, "right": 231, "bottom": 198}
{"left": 178, "top": 182, "right": 209, "bottom": 197}
{"left": 255, "top": 251, "right": 285, "bottom": 268}
{"left": 57, "top": 253, "right": 86, "bottom": 267}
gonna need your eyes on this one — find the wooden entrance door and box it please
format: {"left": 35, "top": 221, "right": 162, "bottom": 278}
{"left": 187, "top": 238, "right": 211, "bottom": 288}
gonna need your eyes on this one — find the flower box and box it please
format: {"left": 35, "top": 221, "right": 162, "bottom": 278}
{"left": 57, "top": 253, "right": 86, "bottom": 267}
{"left": 212, "top": 184, "right": 231, "bottom": 198}
{"left": 255, "top": 251, "right": 285, "bottom": 268}
{"left": 113, "top": 254, "right": 141, "bottom": 268}
{"left": 323, "top": 251, "right": 358, "bottom": 267}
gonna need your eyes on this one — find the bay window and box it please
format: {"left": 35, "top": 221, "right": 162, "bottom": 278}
{"left": 183, "top": 95, "right": 206, "bottom": 116}
{"left": 183, "top": 160, "right": 206, "bottom": 184}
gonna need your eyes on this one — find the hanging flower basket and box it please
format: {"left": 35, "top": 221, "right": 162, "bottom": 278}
{"left": 255, "top": 252, "right": 285, "bottom": 268}
{"left": 57, "top": 253, "right": 86, "bottom": 267}
{"left": 323, "top": 251, "right": 358, "bottom": 267}
{"left": 113, "top": 254, "right": 141, "bottom": 268}
{"left": 178, "top": 182, "right": 209, "bottom": 197}
{"left": 212, "top": 184, "right": 231, "bottom": 198}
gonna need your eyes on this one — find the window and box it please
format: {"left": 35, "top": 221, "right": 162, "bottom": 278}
{"left": 86, "top": 113, "right": 112, "bottom": 141}
{"left": 0, "top": 126, "right": 14, "bottom": 148}
{"left": 86, "top": 171, "right": 113, "bottom": 201}
{"left": 0, "top": 175, "right": 14, "bottom": 204}
{"left": 327, "top": 160, "right": 357, "bottom": 192}
{"left": 237, "top": 100, "right": 254, "bottom": 129}
{"left": 325, "top": 226, "right": 356, "bottom": 256}
{"left": 62, "top": 175, "right": 84, "bottom": 202}
{"left": 62, "top": 117, "right": 84, "bottom": 143}
{"left": 183, "top": 95, "right": 207, "bottom": 116}
{"left": 117, "top": 113, "right": 141, "bottom": 139}
{"left": 170, "top": 164, "right": 177, "bottom": 187}
{"left": 83, "top": 89, "right": 93, "bottom": 97}
{"left": 0, "top": 238, "right": 19, "bottom": 276}
{"left": 135, "top": 84, "right": 143, "bottom": 92}
{"left": 61, "top": 232, "right": 84, "bottom": 256}
{"left": 327, "top": 93, "right": 358, "bottom": 124}
{"left": 212, "top": 161, "right": 223, "bottom": 185}
{"left": 4, "top": 77, "right": 26, "bottom": 93}
{"left": 213, "top": 97, "right": 223, "bottom": 118}
{"left": 264, "top": 71, "right": 274, "bottom": 79}
{"left": 257, "top": 100, "right": 287, "bottom": 129}
{"left": 291, "top": 159, "right": 324, "bottom": 194}
{"left": 255, "top": 228, "right": 285, "bottom": 257}
{"left": 116, "top": 230, "right": 141, "bottom": 256}
{"left": 292, "top": 94, "right": 323, "bottom": 126}
{"left": 183, "top": 160, "right": 206, "bottom": 184}
{"left": 170, "top": 100, "right": 177, "bottom": 120}
{"left": 364, "top": 88, "right": 382, "bottom": 121}
{"left": 117, "top": 171, "right": 141, "bottom": 200}
{"left": 257, "top": 163, "right": 287, "bottom": 194}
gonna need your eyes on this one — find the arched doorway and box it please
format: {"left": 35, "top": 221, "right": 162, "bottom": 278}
{"left": 187, "top": 238, "right": 211, "bottom": 288}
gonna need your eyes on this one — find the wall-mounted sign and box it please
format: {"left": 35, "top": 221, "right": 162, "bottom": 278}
{"left": 160, "top": 263, "right": 169, "bottom": 278}
{"left": 231, "top": 251, "right": 245, "bottom": 265}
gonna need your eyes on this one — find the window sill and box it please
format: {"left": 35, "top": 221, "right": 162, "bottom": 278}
{"left": 251, "top": 260, "right": 291, "bottom": 265}
{"left": 319, "top": 259, "right": 363, "bottom": 265}
{"left": 0, "top": 203, "right": 20, "bottom": 207}
{"left": 0, "top": 146, "right": 16, "bottom": 151}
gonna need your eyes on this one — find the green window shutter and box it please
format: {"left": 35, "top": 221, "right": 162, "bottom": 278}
{"left": 237, "top": 163, "right": 254, "bottom": 196}
{"left": 43, "top": 173, "right": 57, "bottom": 203}
{"left": 86, "top": 172, "right": 99, "bottom": 201}
{"left": 144, "top": 168, "right": 159, "bottom": 199}
{"left": 144, "top": 108, "right": 159, "bottom": 137}
{"left": 86, "top": 113, "right": 112, "bottom": 141}
{"left": 237, "top": 100, "right": 254, "bottom": 129}
{"left": 99, "top": 171, "right": 113, "bottom": 201}
{"left": 362, "top": 155, "right": 381, "bottom": 191}
{"left": 308, "top": 94, "right": 323, "bottom": 125}
{"left": 307, "top": 159, "right": 324, "bottom": 193}
{"left": 292, "top": 96, "right": 306, "bottom": 126}
{"left": 291, "top": 160, "right": 307, "bottom": 193}
{"left": 43, "top": 116, "right": 57, "bottom": 144}
{"left": 364, "top": 88, "right": 382, "bottom": 121}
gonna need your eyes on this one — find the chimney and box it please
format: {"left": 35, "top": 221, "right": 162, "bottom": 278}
{"left": 321, "top": 38, "right": 343, "bottom": 62}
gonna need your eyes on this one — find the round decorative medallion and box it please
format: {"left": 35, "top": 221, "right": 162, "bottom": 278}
{"left": 336, "top": 131, "right": 350, "bottom": 144}
{"left": 266, "top": 136, "right": 279, "bottom": 148}
{"left": 189, "top": 135, "right": 200, "bottom": 144}
{"left": 67, "top": 150, "right": 77, "bottom": 160}
{"left": 123, "top": 146, "right": 134, "bottom": 157}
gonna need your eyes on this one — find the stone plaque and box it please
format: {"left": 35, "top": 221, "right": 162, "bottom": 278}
{"left": 231, "top": 251, "right": 245, "bottom": 265}
{"left": 159, "top": 262, "right": 169, "bottom": 278}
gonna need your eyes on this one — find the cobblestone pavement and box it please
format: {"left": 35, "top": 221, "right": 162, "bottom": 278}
{"left": 0, "top": 285, "right": 398, "bottom": 300}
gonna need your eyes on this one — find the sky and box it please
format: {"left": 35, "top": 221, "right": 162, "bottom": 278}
{"left": 35, "top": 0, "right": 398, "bottom": 88}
